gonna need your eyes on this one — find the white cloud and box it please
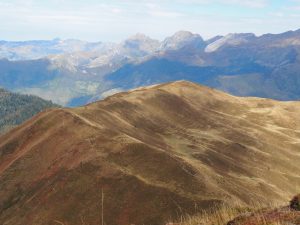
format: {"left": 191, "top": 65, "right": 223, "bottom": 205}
{"left": 222, "top": 0, "right": 269, "bottom": 8}
{"left": 144, "top": 3, "right": 183, "bottom": 18}
{"left": 111, "top": 8, "right": 122, "bottom": 14}
{"left": 139, "top": 0, "right": 269, "bottom": 8}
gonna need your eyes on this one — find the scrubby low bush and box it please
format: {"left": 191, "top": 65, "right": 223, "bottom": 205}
{"left": 290, "top": 194, "right": 300, "bottom": 211}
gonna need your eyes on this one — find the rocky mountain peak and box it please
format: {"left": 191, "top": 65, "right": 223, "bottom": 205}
{"left": 122, "top": 33, "right": 160, "bottom": 54}
{"left": 161, "top": 30, "right": 205, "bottom": 51}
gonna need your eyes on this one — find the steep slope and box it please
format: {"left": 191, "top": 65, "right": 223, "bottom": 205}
{"left": 0, "top": 88, "right": 58, "bottom": 133}
{"left": 205, "top": 33, "right": 256, "bottom": 53}
{"left": 1, "top": 81, "right": 300, "bottom": 225}
{"left": 105, "top": 58, "right": 266, "bottom": 91}
{"left": 0, "top": 58, "right": 58, "bottom": 89}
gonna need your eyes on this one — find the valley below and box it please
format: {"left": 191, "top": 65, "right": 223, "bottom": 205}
{"left": 2, "top": 29, "right": 300, "bottom": 106}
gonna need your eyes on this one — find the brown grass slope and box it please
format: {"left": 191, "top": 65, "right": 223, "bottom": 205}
{"left": 1, "top": 81, "right": 300, "bottom": 225}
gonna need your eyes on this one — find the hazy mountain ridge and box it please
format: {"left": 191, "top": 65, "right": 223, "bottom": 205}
{"left": 0, "top": 38, "right": 106, "bottom": 61}
{"left": 1, "top": 29, "right": 300, "bottom": 106}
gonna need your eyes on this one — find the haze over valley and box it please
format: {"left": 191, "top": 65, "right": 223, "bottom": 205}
{"left": 1, "top": 29, "right": 300, "bottom": 106}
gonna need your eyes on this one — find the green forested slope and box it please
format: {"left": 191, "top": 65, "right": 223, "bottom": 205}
{"left": 0, "top": 88, "right": 59, "bottom": 133}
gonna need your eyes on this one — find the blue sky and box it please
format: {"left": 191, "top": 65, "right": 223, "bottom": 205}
{"left": 1, "top": 0, "right": 300, "bottom": 41}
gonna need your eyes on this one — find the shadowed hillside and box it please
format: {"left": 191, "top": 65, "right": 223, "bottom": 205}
{"left": 0, "top": 81, "right": 300, "bottom": 225}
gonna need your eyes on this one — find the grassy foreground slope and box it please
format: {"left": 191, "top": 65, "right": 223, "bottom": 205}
{"left": 0, "top": 81, "right": 300, "bottom": 225}
{"left": 183, "top": 195, "right": 300, "bottom": 225}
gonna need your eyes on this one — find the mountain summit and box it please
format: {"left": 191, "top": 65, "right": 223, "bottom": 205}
{"left": 161, "top": 31, "right": 205, "bottom": 50}
{"left": 122, "top": 33, "right": 160, "bottom": 55}
{"left": 1, "top": 81, "right": 300, "bottom": 225}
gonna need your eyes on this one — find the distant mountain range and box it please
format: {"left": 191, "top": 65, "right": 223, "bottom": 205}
{"left": 1, "top": 29, "right": 300, "bottom": 106}
{"left": 1, "top": 81, "right": 300, "bottom": 225}
{"left": 0, "top": 88, "right": 58, "bottom": 133}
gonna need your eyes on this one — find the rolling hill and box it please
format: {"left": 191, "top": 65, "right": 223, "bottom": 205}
{"left": 0, "top": 81, "right": 300, "bottom": 225}
{"left": 0, "top": 88, "right": 58, "bottom": 133}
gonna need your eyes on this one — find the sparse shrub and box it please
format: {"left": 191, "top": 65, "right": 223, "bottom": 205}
{"left": 290, "top": 194, "right": 300, "bottom": 211}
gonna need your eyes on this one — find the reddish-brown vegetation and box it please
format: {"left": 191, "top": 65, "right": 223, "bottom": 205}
{"left": 1, "top": 81, "right": 300, "bottom": 225}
